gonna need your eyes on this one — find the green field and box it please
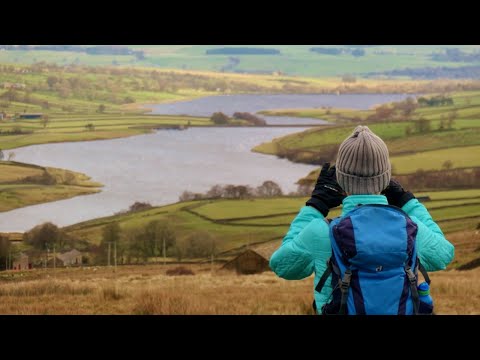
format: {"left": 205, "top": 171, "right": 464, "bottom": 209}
{"left": 0, "top": 161, "right": 102, "bottom": 212}
{"left": 63, "top": 189, "right": 480, "bottom": 257}
{"left": 416, "top": 189, "right": 480, "bottom": 200}
{"left": 390, "top": 145, "right": 480, "bottom": 174}
{"left": 0, "top": 114, "right": 212, "bottom": 150}
{"left": 193, "top": 198, "right": 308, "bottom": 220}
{"left": 3, "top": 45, "right": 479, "bottom": 77}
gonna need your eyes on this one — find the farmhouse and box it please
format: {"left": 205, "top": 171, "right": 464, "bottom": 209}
{"left": 222, "top": 241, "right": 278, "bottom": 274}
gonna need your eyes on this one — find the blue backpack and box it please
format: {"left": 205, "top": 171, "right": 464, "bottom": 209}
{"left": 315, "top": 204, "right": 431, "bottom": 315}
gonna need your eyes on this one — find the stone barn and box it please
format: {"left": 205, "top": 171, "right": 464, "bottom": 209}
{"left": 13, "top": 253, "right": 31, "bottom": 270}
{"left": 52, "top": 249, "right": 83, "bottom": 267}
{"left": 222, "top": 241, "right": 279, "bottom": 274}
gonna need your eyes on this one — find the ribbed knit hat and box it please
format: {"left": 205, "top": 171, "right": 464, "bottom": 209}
{"left": 336, "top": 125, "right": 391, "bottom": 195}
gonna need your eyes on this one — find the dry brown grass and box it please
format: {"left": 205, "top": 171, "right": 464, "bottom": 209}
{"left": 445, "top": 230, "right": 480, "bottom": 268}
{"left": 0, "top": 262, "right": 478, "bottom": 315}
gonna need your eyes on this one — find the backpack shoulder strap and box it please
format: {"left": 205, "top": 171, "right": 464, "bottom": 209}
{"left": 418, "top": 258, "right": 431, "bottom": 285}
{"left": 315, "top": 259, "right": 332, "bottom": 294}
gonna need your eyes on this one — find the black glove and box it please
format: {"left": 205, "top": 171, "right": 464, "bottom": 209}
{"left": 381, "top": 179, "right": 415, "bottom": 208}
{"left": 306, "top": 163, "right": 346, "bottom": 217}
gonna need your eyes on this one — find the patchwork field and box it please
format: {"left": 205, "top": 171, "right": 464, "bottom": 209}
{"left": 63, "top": 189, "right": 480, "bottom": 266}
{"left": 3, "top": 45, "right": 479, "bottom": 77}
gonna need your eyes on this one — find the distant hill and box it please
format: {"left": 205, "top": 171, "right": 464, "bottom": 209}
{"left": 1, "top": 45, "right": 480, "bottom": 78}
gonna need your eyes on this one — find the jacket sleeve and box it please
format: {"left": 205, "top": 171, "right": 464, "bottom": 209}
{"left": 269, "top": 205, "right": 328, "bottom": 280}
{"left": 402, "top": 198, "right": 455, "bottom": 271}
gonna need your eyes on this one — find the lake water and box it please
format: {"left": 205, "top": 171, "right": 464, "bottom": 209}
{"left": 149, "top": 93, "right": 409, "bottom": 125}
{"left": 0, "top": 93, "right": 408, "bottom": 232}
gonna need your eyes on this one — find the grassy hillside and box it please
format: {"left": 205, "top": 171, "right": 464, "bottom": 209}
{"left": 253, "top": 91, "right": 480, "bottom": 186}
{"left": 0, "top": 161, "right": 102, "bottom": 212}
{"left": 0, "top": 113, "right": 211, "bottom": 150}
{"left": 3, "top": 45, "right": 480, "bottom": 78}
{"left": 4, "top": 63, "right": 480, "bottom": 151}
{"left": 64, "top": 189, "right": 480, "bottom": 261}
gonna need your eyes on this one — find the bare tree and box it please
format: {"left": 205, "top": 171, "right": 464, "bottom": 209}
{"left": 206, "top": 184, "right": 224, "bottom": 199}
{"left": 256, "top": 181, "right": 283, "bottom": 197}
{"left": 442, "top": 160, "right": 453, "bottom": 170}
{"left": 414, "top": 118, "right": 431, "bottom": 133}
{"left": 211, "top": 112, "right": 229, "bottom": 125}
{"left": 41, "top": 115, "right": 50, "bottom": 129}
{"left": 179, "top": 190, "right": 202, "bottom": 202}
{"left": 101, "top": 222, "right": 121, "bottom": 265}
{"left": 447, "top": 110, "right": 457, "bottom": 129}
{"left": 181, "top": 231, "right": 218, "bottom": 260}
{"left": 23, "top": 222, "right": 63, "bottom": 250}
{"left": 296, "top": 183, "right": 314, "bottom": 196}
{"left": 0, "top": 234, "right": 11, "bottom": 270}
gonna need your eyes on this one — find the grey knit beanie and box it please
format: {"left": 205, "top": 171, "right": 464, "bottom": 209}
{"left": 336, "top": 125, "right": 391, "bottom": 195}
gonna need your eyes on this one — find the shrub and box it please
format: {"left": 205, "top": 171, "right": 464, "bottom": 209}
{"left": 166, "top": 266, "right": 195, "bottom": 276}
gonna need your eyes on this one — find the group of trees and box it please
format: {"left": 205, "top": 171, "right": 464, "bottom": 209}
{"left": 114, "top": 201, "right": 153, "bottom": 216}
{"left": 95, "top": 220, "right": 218, "bottom": 264}
{"left": 23, "top": 222, "right": 80, "bottom": 252}
{"left": 179, "top": 181, "right": 284, "bottom": 202}
{"left": 232, "top": 112, "right": 267, "bottom": 126}
{"left": 210, "top": 112, "right": 267, "bottom": 126}
{"left": 211, "top": 112, "right": 230, "bottom": 125}
{"left": 206, "top": 47, "right": 280, "bottom": 55}
{"left": 310, "top": 47, "right": 365, "bottom": 57}
{"left": 404, "top": 111, "right": 456, "bottom": 136}
{"left": 365, "top": 97, "right": 419, "bottom": 123}
{"left": 417, "top": 95, "right": 454, "bottom": 107}
{"left": 21, "top": 217, "right": 220, "bottom": 265}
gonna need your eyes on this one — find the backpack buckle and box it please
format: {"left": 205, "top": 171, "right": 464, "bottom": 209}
{"left": 340, "top": 269, "right": 352, "bottom": 291}
{"left": 405, "top": 266, "right": 417, "bottom": 284}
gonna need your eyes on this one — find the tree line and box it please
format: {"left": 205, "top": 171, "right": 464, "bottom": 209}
{"left": 20, "top": 219, "right": 219, "bottom": 266}
{"left": 178, "top": 180, "right": 313, "bottom": 202}
{"left": 206, "top": 47, "right": 280, "bottom": 55}
{"left": 310, "top": 47, "right": 365, "bottom": 57}
{"left": 179, "top": 181, "right": 283, "bottom": 201}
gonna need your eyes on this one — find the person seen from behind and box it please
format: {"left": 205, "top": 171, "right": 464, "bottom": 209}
{"left": 270, "top": 125, "right": 454, "bottom": 315}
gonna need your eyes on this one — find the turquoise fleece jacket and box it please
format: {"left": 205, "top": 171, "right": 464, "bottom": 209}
{"left": 269, "top": 195, "right": 455, "bottom": 314}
